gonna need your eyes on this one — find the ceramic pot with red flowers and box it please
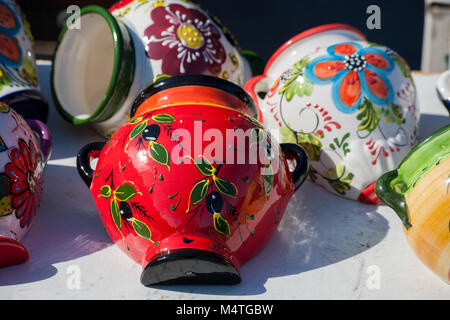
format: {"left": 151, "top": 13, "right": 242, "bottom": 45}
{"left": 52, "top": 0, "right": 261, "bottom": 138}
{"left": 0, "top": 0, "right": 48, "bottom": 123}
{"left": 0, "top": 102, "right": 52, "bottom": 268}
{"left": 76, "top": 75, "right": 309, "bottom": 285}
{"left": 245, "top": 25, "right": 419, "bottom": 204}
{"left": 376, "top": 124, "right": 449, "bottom": 284}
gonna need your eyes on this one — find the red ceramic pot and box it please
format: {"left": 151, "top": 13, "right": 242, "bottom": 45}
{"left": 129, "top": 74, "right": 260, "bottom": 119}
{"left": 77, "top": 77, "right": 309, "bottom": 285}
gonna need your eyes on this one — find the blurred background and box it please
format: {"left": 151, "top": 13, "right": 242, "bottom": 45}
{"left": 16, "top": 0, "right": 450, "bottom": 72}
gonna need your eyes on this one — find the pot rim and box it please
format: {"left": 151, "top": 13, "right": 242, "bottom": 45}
{"left": 396, "top": 124, "right": 450, "bottom": 192}
{"left": 129, "top": 74, "right": 258, "bottom": 119}
{"left": 375, "top": 124, "right": 450, "bottom": 228}
{"left": 264, "top": 23, "right": 366, "bottom": 76}
{"left": 50, "top": 5, "right": 135, "bottom": 125}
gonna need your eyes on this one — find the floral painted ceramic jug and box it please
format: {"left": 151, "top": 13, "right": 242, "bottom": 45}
{"left": 0, "top": 102, "right": 52, "bottom": 268}
{"left": 0, "top": 0, "right": 48, "bottom": 123}
{"left": 77, "top": 77, "right": 309, "bottom": 285}
{"left": 52, "top": 0, "right": 259, "bottom": 137}
{"left": 376, "top": 124, "right": 449, "bottom": 284}
{"left": 245, "top": 25, "right": 419, "bottom": 203}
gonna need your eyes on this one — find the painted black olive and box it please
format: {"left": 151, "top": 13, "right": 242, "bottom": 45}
{"left": 142, "top": 124, "right": 160, "bottom": 141}
{"left": 119, "top": 201, "right": 133, "bottom": 221}
{"left": 205, "top": 191, "right": 224, "bottom": 214}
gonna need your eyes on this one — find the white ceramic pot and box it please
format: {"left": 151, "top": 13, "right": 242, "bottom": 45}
{"left": 51, "top": 0, "right": 257, "bottom": 137}
{"left": 0, "top": 0, "right": 48, "bottom": 122}
{"left": 436, "top": 69, "right": 450, "bottom": 114}
{"left": 245, "top": 25, "right": 420, "bottom": 203}
{"left": 0, "top": 103, "right": 52, "bottom": 268}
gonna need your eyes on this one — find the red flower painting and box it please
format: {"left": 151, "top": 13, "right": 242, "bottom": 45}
{"left": 144, "top": 3, "right": 226, "bottom": 76}
{"left": 5, "top": 139, "right": 42, "bottom": 228}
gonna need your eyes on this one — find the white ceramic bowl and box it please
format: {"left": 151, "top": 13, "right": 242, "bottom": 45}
{"left": 245, "top": 25, "right": 420, "bottom": 203}
{"left": 51, "top": 0, "right": 255, "bottom": 137}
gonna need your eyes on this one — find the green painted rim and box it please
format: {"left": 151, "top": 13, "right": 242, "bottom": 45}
{"left": 375, "top": 124, "right": 450, "bottom": 228}
{"left": 50, "top": 5, "right": 135, "bottom": 125}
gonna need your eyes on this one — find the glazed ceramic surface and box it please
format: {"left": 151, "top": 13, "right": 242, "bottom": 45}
{"left": 0, "top": 102, "right": 52, "bottom": 268}
{"left": 77, "top": 95, "right": 308, "bottom": 285}
{"left": 129, "top": 74, "right": 259, "bottom": 119}
{"left": 245, "top": 28, "right": 419, "bottom": 203}
{"left": 436, "top": 69, "right": 450, "bottom": 114}
{"left": 52, "top": 0, "right": 256, "bottom": 138}
{"left": 376, "top": 124, "right": 450, "bottom": 284}
{"left": 0, "top": 0, "right": 48, "bottom": 122}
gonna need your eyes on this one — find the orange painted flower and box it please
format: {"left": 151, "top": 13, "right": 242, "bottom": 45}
{"left": 305, "top": 42, "right": 394, "bottom": 113}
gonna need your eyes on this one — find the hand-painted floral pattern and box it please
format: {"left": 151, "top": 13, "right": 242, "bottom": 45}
{"left": 5, "top": 138, "right": 42, "bottom": 228}
{"left": 143, "top": 3, "right": 226, "bottom": 76}
{"left": 305, "top": 42, "right": 394, "bottom": 114}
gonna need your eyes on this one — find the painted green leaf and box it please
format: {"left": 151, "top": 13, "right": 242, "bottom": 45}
{"left": 382, "top": 104, "right": 405, "bottom": 125}
{"left": 335, "top": 162, "right": 345, "bottom": 179}
{"left": 329, "top": 172, "right": 354, "bottom": 195}
{"left": 213, "top": 176, "right": 237, "bottom": 198}
{"left": 129, "top": 117, "right": 143, "bottom": 124}
{"left": 150, "top": 142, "right": 170, "bottom": 167}
{"left": 263, "top": 164, "right": 274, "bottom": 196}
{"left": 0, "top": 103, "right": 9, "bottom": 113}
{"left": 129, "top": 119, "right": 148, "bottom": 140}
{"left": 279, "top": 58, "right": 313, "bottom": 101}
{"left": 190, "top": 179, "right": 210, "bottom": 206}
{"left": 110, "top": 197, "right": 121, "bottom": 231}
{"left": 152, "top": 114, "right": 174, "bottom": 123}
{"left": 114, "top": 184, "right": 137, "bottom": 202}
{"left": 357, "top": 98, "right": 380, "bottom": 132}
{"left": 100, "top": 185, "right": 111, "bottom": 199}
{"left": 280, "top": 127, "right": 297, "bottom": 144}
{"left": 195, "top": 157, "right": 216, "bottom": 176}
{"left": 297, "top": 132, "right": 322, "bottom": 161}
{"left": 393, "top": 55, "right": 412, "bottom": 80}
{"left": 283, "top": 81, "right": 299, "bottom": 101}
{"left": 132, "top": 218, "right": 151, "bottom": 239}
{"left": 303, "top": 80, "right": 313, "bottom": 96}
{"left": 213, "top": 213, "right": 230, "bottom": 236}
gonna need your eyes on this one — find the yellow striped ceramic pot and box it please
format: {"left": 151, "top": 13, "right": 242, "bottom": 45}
{"left": 376, "top": 124, "right": 450, "bottom": 284}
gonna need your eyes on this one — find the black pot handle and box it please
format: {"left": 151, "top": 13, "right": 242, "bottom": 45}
{"left": 280, "top": 143, "right": 309, "bottom": 190}
{"left": 76, "top": 142, "right": 105, "bottom": 187}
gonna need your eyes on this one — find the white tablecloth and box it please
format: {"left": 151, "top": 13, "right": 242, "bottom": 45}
{"left": 0, "top": 63, "right": 449, "bottom": 299}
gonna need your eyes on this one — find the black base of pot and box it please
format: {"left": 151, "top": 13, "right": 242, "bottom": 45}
{"left": 141, "top": 249, "right": 241, "bottom": 286}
